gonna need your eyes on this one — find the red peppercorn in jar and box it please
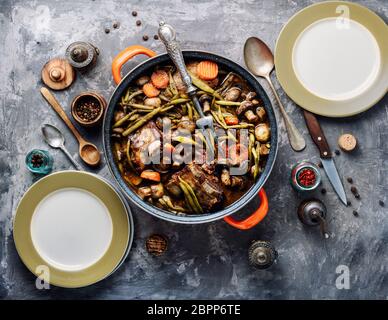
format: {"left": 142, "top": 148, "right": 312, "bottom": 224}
{"left": 290, "top": 161, "right": 321, "bottom": 192}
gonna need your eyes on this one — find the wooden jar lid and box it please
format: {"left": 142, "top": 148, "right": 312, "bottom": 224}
{"left": 41, "top": 58, "right": 75, "bottom": 90}
{"left": 338, "top": 134, "right": 357, "bottom": 152}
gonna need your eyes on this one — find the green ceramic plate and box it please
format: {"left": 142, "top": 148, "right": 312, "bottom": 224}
{"left": 13, "top": 171, "right": 130, "bottom": 288}
{"left": 275, "top": 1, "right": 388, "bottom": 117}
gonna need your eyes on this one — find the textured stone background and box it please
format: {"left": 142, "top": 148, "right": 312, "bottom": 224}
{"left": 0, "top": 0, "right": 387, "bottom": 299}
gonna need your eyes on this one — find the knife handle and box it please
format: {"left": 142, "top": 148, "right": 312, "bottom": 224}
{"left": 303, "top": 110, "right": 331, "bottom": 159}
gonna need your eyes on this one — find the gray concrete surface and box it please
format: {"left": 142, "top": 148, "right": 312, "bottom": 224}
{"left": 0, "top": 0, "right": 387, "bottom": 299}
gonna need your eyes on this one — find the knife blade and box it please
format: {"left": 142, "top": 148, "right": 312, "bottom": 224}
{"left": 303, "top": 110, "right": 347, "bottom": 205}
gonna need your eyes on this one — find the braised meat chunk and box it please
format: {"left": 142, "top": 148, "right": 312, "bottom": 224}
{"left": 166, "top": 163, "right": 224, "bottom": 211}
{"left": 129, "top": 121, "right": 161, "bottom": 170}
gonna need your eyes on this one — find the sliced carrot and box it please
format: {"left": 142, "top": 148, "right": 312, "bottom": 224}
{"left": 197, "top": 60, "right": 218, "bottom": 81}
{"left": 124, "top": 172, "right": 143, "bottom": 186}
{"left": 224, "top": 115, "right": 239, "bottom": 126}
{"left": 143, "top": 82, "right": 160, "bottom": 98}
{"left": 140, "top": 170, "right": 161, "bottom": 182}
{"left": 151, "top": 70, "right": 169, "bottom": 89}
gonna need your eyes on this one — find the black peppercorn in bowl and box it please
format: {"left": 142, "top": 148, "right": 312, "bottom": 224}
{"left": 71, "top": 92, "right": 106, "bottom": 127}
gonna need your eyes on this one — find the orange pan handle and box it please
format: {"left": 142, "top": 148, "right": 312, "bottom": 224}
{"left": 223, "top": 188, "right": 268, "bottom": 230}
{"left": 112, "top": 45, "right": 157, "bottom": 84}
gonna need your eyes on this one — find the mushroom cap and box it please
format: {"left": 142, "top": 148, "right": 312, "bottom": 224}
{"left": 245, "top": 91, "right": 257, "bottom": 101}
{"left": 199, "top": 93, "right": 212, "bottom": 102}
{"left": 223, "top": 86, "right": 242, "bottom": 102}
{"left": 255, "top": 123, "right": 271, "bottom": 142}
{"left": 236, "top": 101, "right": 254, "bottom": 116}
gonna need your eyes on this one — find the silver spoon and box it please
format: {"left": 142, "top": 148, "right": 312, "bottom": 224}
{"left": 244, "top": 37, "right": 306, "bottom": 152}
{"left": 41, "top": 123, "right": 82, "bottom": 170}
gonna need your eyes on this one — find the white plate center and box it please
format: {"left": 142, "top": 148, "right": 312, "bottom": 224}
{"left": 31, "top": 188, "right": 113, "bottom": 271}
{"left": 292, "top": 17, "right": 380, "bottom": 101}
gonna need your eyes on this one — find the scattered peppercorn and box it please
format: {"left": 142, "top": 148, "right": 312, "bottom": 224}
{"left": 347, "top": 177, "right": 353, "bottom": 184}
{"left": 146, "top": 234, "right": 167, "bottom": 256}
{"left": 335, "top": 149, "right": 340, "bottom": 155}
{"left": 347, "top": 200, "right": 351, "bottom": 206}
{"left": 350, "top": 186, "right": 360, "bottom": 199}
{"left": 379, "top": 200, "right": 385, "bottom": 207}
{"left": 352, "top": 210, "right": 359, "bottom": 217}
{"left": 153, "top": 34, "right": 159, "bottom": 40}
{"left": 75, "top": 98, "right": 102, "bottom": 122}
{"left": 136, "top": 20, "right": 141, "bottom": 26}
{"left": 36, "top": 41, "right": 41, "bottom": 45}
{"left": 321, "top": 188, "right": 327, "bottom": 195}
{"left": 132, "top": 11, "right": 138, "bottom": 16}
{"left": 113, "top": 22, "right": 120, "bottom": 29}
{"left": 31, "top": 153, "right": 44, "bottom": 168}
{"left": 143, "top": 35, "right": 149, "bottom": 41}
{"left": 104, "top": 27, "right": 110, "bottom": 34}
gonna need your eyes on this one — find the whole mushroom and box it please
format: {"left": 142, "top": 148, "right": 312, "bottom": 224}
{"left": 199, "top": 94, "right": 212, "bottom": 113}
{"left": 136, "top": 75, "right": 150, "bottom": 86}
{"left": 245, "top": 91, "right": 257, "bottom": 101}
{"left": 144, "top": 97, "right": 161, "bottom": 108}
{"left": 236, "top": 101, "right": 258, "bottom": 123}
{"left": 255, "top": 123, "right": 270, "bottom": 142}
{"left": 256, "top": 107, "right": 266, "bottom": 120}
{"left": 223, "top": 86, "right": 242, "bottom": 102}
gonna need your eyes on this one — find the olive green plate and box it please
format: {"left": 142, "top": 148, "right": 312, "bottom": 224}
{"left": 13, "top": 171, "right": 130, "bottom": 288}
{"left": 275, "top": 1, "right": 388, "bottom": 117}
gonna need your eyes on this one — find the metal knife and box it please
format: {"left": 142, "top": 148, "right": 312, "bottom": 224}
{"left": 158, "top": 21, "right": 216, "bottom": 158}
{"left": 303, "top": 110, "right": 347, "bottom": 205}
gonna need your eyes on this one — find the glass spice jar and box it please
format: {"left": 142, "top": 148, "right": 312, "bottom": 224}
{"left": 290, "top": 161, "right": 321, "bottom": 192}
{"left": 25, "top": 149, "right": 53, "bottom": 175}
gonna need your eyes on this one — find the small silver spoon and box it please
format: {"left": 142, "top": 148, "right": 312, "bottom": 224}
{"left": 41, "top": 123, "right": 82, "bottom": 170}
{"left": 244, "top": 37, "right": 306, "bottom": 152}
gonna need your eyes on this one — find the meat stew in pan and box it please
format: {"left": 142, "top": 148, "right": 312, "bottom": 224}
{"left": 111, "top": 60, "right": 271, "bottom": 215}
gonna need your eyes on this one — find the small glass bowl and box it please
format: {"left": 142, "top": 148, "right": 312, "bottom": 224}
{"left": 25, "top": 149, "right": 53, "bottom": 175}
{"left": 290, "top": 161, "right": 321, "bottom": 192}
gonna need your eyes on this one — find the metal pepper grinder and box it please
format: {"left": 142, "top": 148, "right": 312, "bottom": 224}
{"left": 248, "top": 241, "right": 278, "bottom": 269}
{"left": 65, "top": 41, "right": 99, "bottom": 72}
{"left": 297, "top": 199, "right": 330, "bottom": 239}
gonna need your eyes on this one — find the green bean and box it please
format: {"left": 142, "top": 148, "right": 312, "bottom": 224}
{"left": 249, "top": 133, "right": 255, "bottom": 161}
{"left": 227, "top": 130, "right": 238, "bottom": 143}
{"left": 128, "top": 103, "right": 154, "bottom": 110}
{"left": 168, "top": 71, "right": 178, "bottom": 95}
{"left": 122, "top": 107, "right": 161, "bottom": 136}
{"left": 165, "top": 98, "right": 190, "bottom": 106}
{"left": 178, "top": 181, "right": 196, "bottom": 213}
{"left": 217, "top": 105, "right": 227, "bottom": 127}
{"left": 215, "top": 100, "right": 241, "bottom": 106}
{"left": 181, "top": 103, "right": 187, "bottom": 115}
{"left": 179, "top": 178, "right": 203, "bottom": 214}
{"left": 129, "top": 114, "right": 140, "bottom": 121}
{"left": 123, "top": 89, "right": 130, "bottom": 102}
{"left": 172, "top": 136, "right": 199, "bottom": 146}
{"left": 124, "top": 90, "right": 143, "bottom": 103}
{"left": 227, "top": 124, "right": 254, "bottom": 129}
{"left": 187, "top": 102, "right": 193, "bottom": 120}
{"left": 162, "top": 195, "right": 187, "bottom": 213}
{"left": 210, "top": 111, "right": 227, "bottom": 129}
{"left": 252, "top": 147, "right": 260, "bottom": 180}
{"left": 159, "top": 94, "right": 170, "bottom": 102}
{"left": 196, "top": 131, "right": 209, "bottom": 150}
{"left": 113, "top": 110, "right": 136, "bottom": 128}
{"left": 188, "top": 71, "right": 222, "bottom": 99}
